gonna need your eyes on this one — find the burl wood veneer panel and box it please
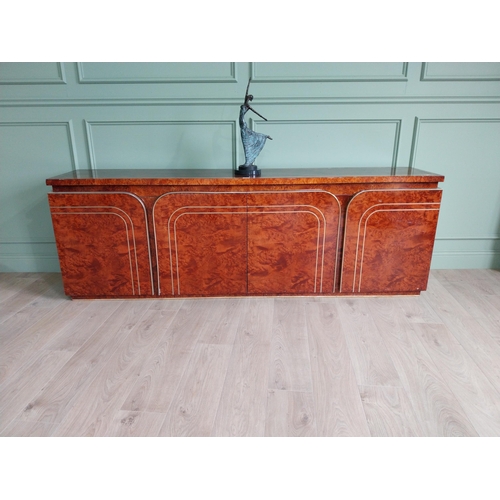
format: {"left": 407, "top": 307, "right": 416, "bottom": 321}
{"left": 340, "top": 189, "right": 442, "bottom": 294}
{"left": 153, "top": 193, "right": 248, "bottom": 296}
{"left": 48, "top": 192, "right": 154, "bottom": 298}
{"left": 247, "top": 191, "right": 341, "bottom": 295}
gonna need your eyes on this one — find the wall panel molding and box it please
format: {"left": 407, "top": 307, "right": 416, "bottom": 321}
{"left": 409, "top": 118, "right": 500, "bottom": 269}
{"left": 3, "top": 97, "right": 500, "bottom": 108}
{"left": 0, "top": 62, "right": 66, "bottom": 85}
{"left": 0, "top": 254, "right": 60, "bottom": 272}
{"left": 77, "top": 62, "right": 237, "bottom": 84}
{"left": 431, "top": 251, "right": 500, "bottom": 269}
{"left": 0, "top": 120, "right": 79, "bottom": 170}
{"left": 251, "top": 62, "right": 409, "bottom": 82}
{"left": 85, "top": 120, "right": 237, "bottom": 170}
{"left": 436, "top": 236, "right": 500, "bottom": 241}
{"left": 0, "top": 238, "right": 55, "bottom": 244}
{"left": 421, "top": 62, "right": 500, "bottom": 81}
{"left": 409, "top": 117, "right": 500, "bottom": 168}
{"left": 253, "top": 119, "right": 402, "bottom": 168}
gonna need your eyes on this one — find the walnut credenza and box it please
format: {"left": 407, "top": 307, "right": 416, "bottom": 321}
{"left": 46, "top": 168, "right": 444, "bottom": 299}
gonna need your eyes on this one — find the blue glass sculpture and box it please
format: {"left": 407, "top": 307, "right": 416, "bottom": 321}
{"left": 236, "top": 79, "right": 272, "bottom": 177}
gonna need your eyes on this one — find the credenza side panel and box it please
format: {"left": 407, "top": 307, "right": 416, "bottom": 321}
{"left": 48, "top": 192, "right": 154, "bottom": 298}
{"left": 153, "top": 192, "right": 248, "bottom": 296}
{"left": 340, "top": 189, "right": 443, "bottom": 294}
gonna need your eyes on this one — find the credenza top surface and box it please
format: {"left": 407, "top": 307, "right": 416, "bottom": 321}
{"left": 46, "top": 167, "right": 444, "bottom": 187}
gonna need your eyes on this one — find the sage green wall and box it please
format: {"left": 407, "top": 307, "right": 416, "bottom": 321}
{"left": 1, "top": 62, "right": 499, "bottom": 271}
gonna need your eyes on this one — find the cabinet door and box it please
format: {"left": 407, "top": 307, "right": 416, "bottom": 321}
{"left": 247, "top": 191, "right": 341, "bottom": 295}
{"left": 153, "top": 192, "right": 247, "bottom": 296}
{"left": 340, "top": 189, "right": 442, "bottom": 294}
{"left": 48, "top": 192, "right": 154, "bottom": 298}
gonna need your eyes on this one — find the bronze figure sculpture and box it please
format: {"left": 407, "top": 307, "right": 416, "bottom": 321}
{"left": 236, "top": 79, "right": 272, "bottom": 177}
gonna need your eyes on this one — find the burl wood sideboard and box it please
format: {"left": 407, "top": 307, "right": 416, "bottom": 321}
{"left": 46, "top": 168, "right": 444, "bottom": 299}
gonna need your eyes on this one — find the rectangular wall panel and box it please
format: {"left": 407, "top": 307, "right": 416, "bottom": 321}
{"left": 422, "top": 62, "right": 500, "bottom": 81}
{"left": 86, "top": 121, "right": 236, "bottom": 170}
{"left": 411, "top": 119, "right": 500, "bottom": 268}
{"left": 0, "top": 62, "right": 66, "bottom": 84}
{"left": 254, "top": 120, "right": 400, "bottom": 168}
{"left": 78, "top": 62, "right": 236, "bottom": 83}
{"left": 252, "top": 62, "right": 408, "bottom": 81}
{"left": 0, "top": 122, "right": 77, "bottom": 271}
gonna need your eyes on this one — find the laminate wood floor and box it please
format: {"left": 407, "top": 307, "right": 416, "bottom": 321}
{"left": 1, "top": 270, "right": 499, "bottom": 437}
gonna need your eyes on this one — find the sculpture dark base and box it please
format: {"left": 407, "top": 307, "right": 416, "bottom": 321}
{"left": 235, "top": 165, "right": 261, "bottom": 178}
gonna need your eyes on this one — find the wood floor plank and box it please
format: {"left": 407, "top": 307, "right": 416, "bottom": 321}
{"left": 158, "top": 343, "right": 233, "bottom": 437}
{"left": 432, "top": 269, "right": 488, "bottom": 283}
{"left": 366, "top": 298, "right": 479, "bottom": 436}
{"left": 18, "top": 273, "right": 65, "bottom": 307}
{"left": 2, "top": 271, "right": 499, "bottom": 437}
{"left": 0, "top": 299, "right": 90, "bottom": 385}
{"left": 99, "top": 410, "right": 166, "bottom": 437}
{"left": 0, "top": 273, "right": 40, "bottom": 300}
{"left": 469, "top": 277, "right": 500, "bottom": 296}
{"left": 305, "top": 300, "right": 370, "bottom": 436}
{"left": 0, "top": 304, "right": 58, "bottom": 350}
{"left": 336, "top": 297, "right": 402, "bottom": 387}
{"left": 0, "top": 273, "right": 39, "bottom": 303}
{"left": 265, "top": 390, "right": 317, "bottom": 437}
{"left": 394, "top": 296, "right": 443, "bottom": 325}
{"left": 482, "top": 270, "right": 500, "bottom": 294}
{"left": 0, "top": 419, "right": 58, "bottom": 437}
{"left": 0, "top": 281, "right": 72, "bottom": 350}
{"left": 0, "top": 349, "right": 74, "bottom": 434}
{"left": 415, "top": 322, "right": 500, "bottom": 436}
{"left": 268, "top": 298, "right": 313, "bottom": 392}
{"left": 478, "top": 308, "right": 500, "bottom": 341}
{"left": 421, "top": 277, "right": 500, "bottom": 392}
{"left": 484, "top": 291, "right": 500, "bottom": 310}
{"left": 120, "top": 299, "right": 221, "bottom": 414}
{"left": 196, "top": 298, "right": 246, "bottom": 345}
{"left": 43, "top": 300, "right": 124, "bottom": 352}
{"left": 53, "top": 305, "right": 183, "bottom": 437}
{"left": 212, "top": 298, "right": 274, "bottom": 437}
{"left": 441, "top": 279, "right": 499, "bottom": 320}
{"left": 432, "top": 269, "right": 500, "bottom": 292}
{"left": 359, "top": 385, "right": 424, "bottom": 437}
{"left": 18, "top": 300, "right": 154, "bottom": 425}
{"left": 0, "top": 274, "right": 63, "bottom": 324}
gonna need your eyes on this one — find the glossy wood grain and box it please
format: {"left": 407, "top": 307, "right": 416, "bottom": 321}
{"left": 48, "top": 192, "right": 153, "bottom": 298}
{"left": 247, "top": 191, "right": 340, "bottom": 295}
{"left": 47, "top": 170, "right": 444, "bottom": 298}
{"left": 46, "top": 167, "right": 445, "bottom": 187}
{"left": 153, "top": 190, "right": 342, "bottom": 297}
{"left": 153, "top": 192, "right": 248, "bottom": 296}
{"left": 340, "top": 189, "right": 442, "bottom": 294}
